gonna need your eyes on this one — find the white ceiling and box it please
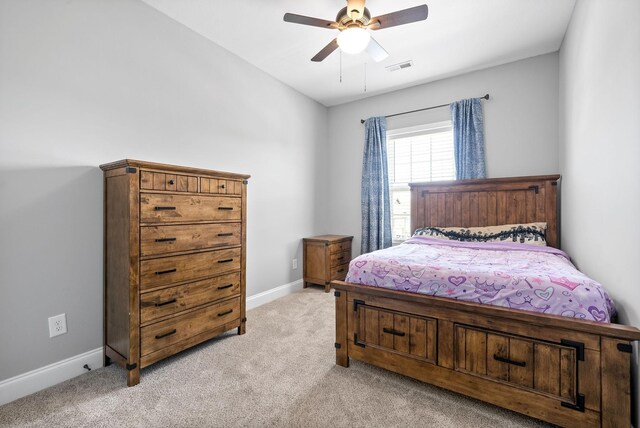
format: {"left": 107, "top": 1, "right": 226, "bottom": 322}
{"left": 142, "top": 0, "right": 576, "bottom": 107}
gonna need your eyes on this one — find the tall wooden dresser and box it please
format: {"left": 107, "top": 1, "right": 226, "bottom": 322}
{"left": 100, "top": 159, "right": 249, "bottom": 386}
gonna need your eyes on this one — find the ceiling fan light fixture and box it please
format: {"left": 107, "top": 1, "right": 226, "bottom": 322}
{"left": 337, "top": 27, "right": 370, "bottom": 54}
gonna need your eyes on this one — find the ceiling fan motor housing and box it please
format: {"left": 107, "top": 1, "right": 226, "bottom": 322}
{"left": 336, "top": 6, "right": 371, "bottom": 27}
{"left": 345, "top": 0, "right": 366, "bottom": 21}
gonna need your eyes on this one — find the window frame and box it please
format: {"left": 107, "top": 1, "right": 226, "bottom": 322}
{"left": 387, "top": 121, "right": 455, "bottom": 244}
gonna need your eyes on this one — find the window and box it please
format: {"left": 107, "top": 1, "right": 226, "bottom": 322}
{"left": 387, "top": 122, "right": 455, "bottom": 243}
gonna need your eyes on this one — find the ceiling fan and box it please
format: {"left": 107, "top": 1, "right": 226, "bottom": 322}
{"left": 283, "top": 0, "right": 428, "bottom": 63}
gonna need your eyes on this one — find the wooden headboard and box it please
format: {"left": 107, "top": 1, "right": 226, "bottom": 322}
{"left": 409, "top": 175, "right": 561, "bottom": 248}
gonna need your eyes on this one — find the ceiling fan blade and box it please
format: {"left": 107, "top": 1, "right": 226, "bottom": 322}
{"left": 366, "top": 36, "right": 389, "bottom": 62}
{"left": 311, "top": 38, "right": 339, "bottom": 62}
{"left": 369, "top": 4, "right": 428, "bottom": 30}
{"left": 283, "top": 13, "right": 338, "bottom": 29}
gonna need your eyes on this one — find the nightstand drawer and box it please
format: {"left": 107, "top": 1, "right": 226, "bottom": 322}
{"left": 330, "top": 241, "right": 351, "bottom": 253}
{"left": 330, "top": 250, "right": 351, "bottom": 268}
{"left": 331, "top": 263, "right": 349, "bottom": 281}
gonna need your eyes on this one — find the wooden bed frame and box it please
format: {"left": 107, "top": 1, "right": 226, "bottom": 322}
{"left": 332, "top": 175, "right": 640, "bottom": 427}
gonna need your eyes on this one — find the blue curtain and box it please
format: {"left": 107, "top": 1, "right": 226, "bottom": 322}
{"left": 361, "top": 117, "right": 392, "bottom": 254}
{"left": 450, "top": 98, "right": 486, "bottom": 179}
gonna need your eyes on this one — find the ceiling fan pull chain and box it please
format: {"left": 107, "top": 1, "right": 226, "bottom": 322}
{"left": 364, "top": 62, "right": 367, "bottom": 93}
{"left": 340, "top": 50, "right": 343, "bottom": 83}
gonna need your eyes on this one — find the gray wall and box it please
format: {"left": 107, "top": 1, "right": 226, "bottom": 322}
{"left": 326, "top": 53, "right": 560, "bottom": 254}
{"left": 559, "top": 0, "right": 640, "bottom": 423}
{"left": 0, "top": 0, "right": 328, "bottom": 381}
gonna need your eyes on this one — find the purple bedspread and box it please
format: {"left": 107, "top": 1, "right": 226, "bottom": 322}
{"left": 345, "top": 236, "right": 615, "bottom": 323}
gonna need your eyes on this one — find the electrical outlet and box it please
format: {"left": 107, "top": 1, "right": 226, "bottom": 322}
{"left": 48, "top": 313, "right": 67, "bottom": 338}
{"left": 292, "top": 258, "right": 298, "bottom": 270}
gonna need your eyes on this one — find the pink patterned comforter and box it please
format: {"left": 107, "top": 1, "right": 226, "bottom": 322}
{"left": 345, "top": 236, "right": 615, "bottom": 322}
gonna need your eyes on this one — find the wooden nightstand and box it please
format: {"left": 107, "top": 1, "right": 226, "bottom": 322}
{"left": 303, "top": 235, "right": 353, "bottom": 292}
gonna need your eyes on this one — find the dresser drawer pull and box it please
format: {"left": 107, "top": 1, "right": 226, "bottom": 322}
{"left": 155, "top": 268, "right": 177, "bottom": 275}
{"left": 218, "top": 207, "right": 234, "bottom": 211}
{"left": 154, "top": 206, "right": 176, "bottom": 211}
{"left": 217, "top": 309, "right": 233, "bottom": 317}
{"left": 382, "top": 328, "right": 406, "bottom": 337}
{"left": 155, "top": 298, "right": 177, "bottom": 307}
{"left": 155, "top": 237, "right": 177, "bottom": 243}
{"left": 220, "top": 184, "right": 225, "bottom": 189}
{"left": 218, "top": 259, "right": 233, "bottom": 264}
{"left": 217, "top": 284, "right": 234, "bottom": 290}
{"left": 217, "top": 233, "right": 233, "bottom": 237}
{"left": 155, "top": 329, "right": 177, "bottom": 339}
{"left": 493, "top": 354, "right": 527, "bottom": 367}
{"left": 168, "top": 179, "right": 175, "bottom": 185}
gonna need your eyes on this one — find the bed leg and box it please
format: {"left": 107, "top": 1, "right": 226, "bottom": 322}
{"left": 324, "top": 282, "right": 331, "bottom": 293}
{"left": 335, "top": 289, "right": 349, "bottom": 367}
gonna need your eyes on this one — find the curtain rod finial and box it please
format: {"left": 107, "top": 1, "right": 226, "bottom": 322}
{"left": 360, "top": 119, "right": 365, "bottom": 124}
{"left": 483, "top": 94, "right": 490, "bottom": 100}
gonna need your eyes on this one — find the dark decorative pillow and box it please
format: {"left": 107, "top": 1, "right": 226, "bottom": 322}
{"left": 413, "top": 222, "right": 547, "bottom": 246}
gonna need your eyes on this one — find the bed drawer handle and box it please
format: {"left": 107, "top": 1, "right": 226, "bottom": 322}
{"left": 154, "top": 206, "right": 176, "bottom": 211}
{"left": 337, "top": 268, "right": 345, "bottom": 273}
{"left": 337, "top": 256, "right": 345, "bottom": 260}
{"left": 218, "top": 207, "right": 233, "bottom": 210}
{"left": 218, "top": 309, "right": 233, "bottom": 317}
{"left": 155, "top": 298, "right": 177, "bottom": 307}
{"left": 155, "top": 329, "right": 177, "bottom": 339}
{"left": 493, "top": 354, "right": 526, "bottom": 367}
{"left": 155, "top": 237, "right": 176, "bottom": 243}
{"left": 217, "top": 284, "right": 234, "bottom": 290}
{"left": 217, "top": 233, "right": 233, "bottom": 237}
{"left": 382, "top": 328, "right": 406, "bottom": 337}
{"left": 218, "top": 259, "right": 233, "bottom": 264}
{"left": 155, "top": 268, "right": 177, "bottom": 275}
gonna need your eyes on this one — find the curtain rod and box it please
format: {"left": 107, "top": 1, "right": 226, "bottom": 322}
{"left": 359, "top": 94, "right": 490, "bottom": 124}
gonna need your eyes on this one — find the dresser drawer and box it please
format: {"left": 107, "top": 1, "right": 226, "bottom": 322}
{"left": 140, "top": 171, "right": 198, "bottom": 193}
{"left": 330, "top": 240, "right": 351, "bottom": 254}
{"left": 330, "top": 250, "right": 350, "bottom": 268}
{"left": 140, "top": 247, "right": 241, "bottom": 290}
{"left": 331, "top": 263, "right": 349, "bottom": 281}
{"left": 140, "top": 223, "right": 241, "bottom": 257}
{"left": 140, "top": 194, "right": 241, "bottom": 223}
{"left": 141, "top": 296, "right": 240, "bottom": 356}
{"left": 140, "top": 272, "right": 241, "bottom": 324}
{"left": 200, "top": 178, "right": 243, "bottom": 195}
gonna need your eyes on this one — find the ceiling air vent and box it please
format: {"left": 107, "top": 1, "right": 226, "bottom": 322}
{"left": 386, "top": 61, "right": 413, "bottom": 72}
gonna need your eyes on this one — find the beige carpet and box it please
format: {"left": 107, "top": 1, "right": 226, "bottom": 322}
{"left": 0, "top": 288, "right": 550, "bottom": 427}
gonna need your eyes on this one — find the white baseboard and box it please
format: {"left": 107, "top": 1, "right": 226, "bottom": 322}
{"left": 0, "top": 280, "right": 302, "bottom": 407}
{"left": 247, "top": 279, "right": 303, "bottom": 311}
{"left": 0, "top": 347, "right": 103, "bottom": 406}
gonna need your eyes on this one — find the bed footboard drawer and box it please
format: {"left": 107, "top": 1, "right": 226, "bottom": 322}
{"left": 354, "top": 303, "right": 437, "bottom": 363}
{"left": 454, "top": 325, "right": 579, "bottom": 405}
